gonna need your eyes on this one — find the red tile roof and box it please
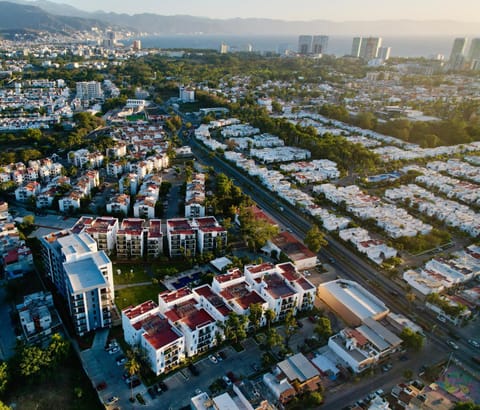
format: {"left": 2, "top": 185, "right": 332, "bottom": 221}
{"left": 123, "top": 300, "right": 158, "bottom": 320}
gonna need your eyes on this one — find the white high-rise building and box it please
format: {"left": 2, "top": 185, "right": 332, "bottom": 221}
{"left": 312, "top": 35, "right": 329, "bottom": 54}
{"left": 449, "top": 37, "right": 468, "bottom": 69}
{"left": 361, "top": 37, "right": 382, "bottom": 60}
{"left": 298, "top": 35, "right": 313, "bottom": 54}
{"left": 468, "top": 38, "right": 480, "bottom": 61}
{"left": 377, "top": 46, "right": 391, "bottom": 61}
{"left": 351, "top": 37, "right": 363, "bottom": 57}
{"left": 41, "top": 231, "right": 114, "bottom": 335}
{"left": 76, "top": 81, "right": 103, "bottom": 101}
{"left": 450, "top": 37, "right": 467, "bottom": 61}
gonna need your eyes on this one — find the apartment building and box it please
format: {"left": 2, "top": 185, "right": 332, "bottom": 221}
{"left": 72, "top": 216, "right": 119, "bottom": 254}
{"left": 40, "top": 231, "right": 114, "bottom": 335}
{"left": 116, "top": 218, "right": 163, "bottom": 259}
{"left": 166, "top": 217, "right": 227, "bottom": 257}
{"left": 122, "top": 301, "right": 185, "bottom": 376}
{"left": 159, "top": 288, "right": 218, "bottom": 357}
{"left": 166, "top": 219, "right": 197, "bottom": 257}
{"left": 116, "top": 218, "right": 146, "bottom": 259}
{"left": 185, "top": 173, "right": 205, "bottom": 218}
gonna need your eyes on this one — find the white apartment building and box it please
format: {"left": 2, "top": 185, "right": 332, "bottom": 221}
{"left": 15, "top": 181, "right": 41, "bottom": 202}
{"left": 122, "top": 301, "right": 185, "bottom": 376}
{"left": 159, "top": 288, "right": 218, "bottom": 357}
{"left": 106, "top": 193, "right": 130, "bottom": 216}
{"left": 40, "top": 231, "right": 114, "bottom": 335}
{"left": 72, "top": 216, "right": 119, "bottom": 255}
{"left": 76, "top": 81, "right": 103, "bottom": 101}
{"left": 185, "top": 173, "right": 206, "bottom": 218}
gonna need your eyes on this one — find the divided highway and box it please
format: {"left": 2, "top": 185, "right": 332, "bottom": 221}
{"left": 182, "top": 132, "right": 480, "bottom": 369}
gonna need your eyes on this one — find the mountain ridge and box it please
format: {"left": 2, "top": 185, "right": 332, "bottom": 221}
{"left": 3, "top": 1, "right": 480, "bottom": 36}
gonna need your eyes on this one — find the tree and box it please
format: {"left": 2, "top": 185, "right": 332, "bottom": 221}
{"left": 47, "top": 333, "right": 70, "bottom": 366}
{"left": 400, "top": 328, "right": 425, "bottom": 351}
{"left": 0, "top": 362, "right": 7, "bottom": 395}
{"left": 0, "top": 400, "right": 11, "bottom": 410}
{"left": 266, "top": 329, "right": 283, "bottom": 352}
{"left": 265, "top": 309, "right": 276, "bottom": 330}
{"left": 314, "top": 316, "right": 332, "bottom": 341}
{"left": 248, "top": 303, "right": 263, "bottom": 333}
{"left": 125, "top": 350, "right": 141, "bottom": 401}
{"left": 238, "top": 206, "right": 280, "bottom": 252}
{"left": 304, "top": 225, "right": 328, "bottom": 253}
{"left": 19, "top": 345, "right": 47, "bottom": 377}
{"left": 406, "top": 292, "right": 416, "bottom": 308}
{"left": 284, "top": 310, "right": 297, "bottom": 347}
{"left": 453, "top": 402, "right": 480, "bottom": 410}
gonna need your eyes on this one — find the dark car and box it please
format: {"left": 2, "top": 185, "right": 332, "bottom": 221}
{"left": 218, "top": 351, "right": 227, "bottom": 360}
{"left": 154, "top": 383, "right": 163, "bottom": 394}
{"left": 131, "top": 378, "right": 141, "bottom": 388}
{"left": 399, "top": 355, "right": 409, "bottom": 362}
{"left": 158, "top": 381, "right": 168, "bottom": 391}
{"left": 147, "top": 387, "right": 156, "bottom": 399}
{"left": 96, "top": 381, "right": 107, "bottom": 391}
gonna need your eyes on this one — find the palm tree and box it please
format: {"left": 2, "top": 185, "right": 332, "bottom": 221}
{"left": 265, "top": 309, "right": 276, "bottom": 331}
{"left": 125, "top": 350, "right": 141, "bottom": 402}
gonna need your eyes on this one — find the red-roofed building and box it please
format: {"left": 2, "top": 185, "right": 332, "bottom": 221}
{"left": 193, "top": 284, "right": 232, "bottom": 321}
{"left": 116, "top": 218, "right": 147, "bottom": 259}
{"left": 122, "top": 301, "right": 184, "bottom": 375}
{"left": 162, "top": 298, "right": 217, "bottom": 357}
{"left": 263, "top": 231, "right": 318, "bottom": 270}
{"left": 72, "top": 216, "right": 119, "bottom": 254}
{"left": 167, "top": 218, "right": 196, "bottom": 257}
{"left": 245, "top": 262, "right": 305, "bottom": 321}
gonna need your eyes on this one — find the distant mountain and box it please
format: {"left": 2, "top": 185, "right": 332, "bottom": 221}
{"left": 8, "top": 1, "right": 480, "bottom": 36}
{"left": 0, "top": 1, "right": 106, "bottom": 32}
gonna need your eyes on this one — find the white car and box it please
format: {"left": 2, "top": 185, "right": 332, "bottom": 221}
{"left": 468, "top": 339, "right": 480, "bottom": 348}
{"left": 447, "top": 340, "right": 459, "bottom": 350}
{"left": 222, "top": 375, "right": 232, "bottom": 387}
{"left": 108, "top": 346, "right": 120, "bottom": 355}
{"left": 208, "top": 354, "right": 218, "bottom": 364}
{"left": 105, "top": 396, "right": 119, "bottom": 405}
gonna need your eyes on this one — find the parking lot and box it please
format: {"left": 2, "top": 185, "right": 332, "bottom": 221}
{"left": 80, "top": 331, "right": 265, "bottom": 409}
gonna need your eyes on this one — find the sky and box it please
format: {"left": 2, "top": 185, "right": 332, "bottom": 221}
{"left": 40, "top": 0, "right": 480, "bottom": 21}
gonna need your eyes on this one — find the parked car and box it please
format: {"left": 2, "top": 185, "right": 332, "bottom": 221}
{"left": 105, "top": 396, "right": 119, "bottom": 405}
{"left": 215, "top": 352, "right": 223, "bottom": 362}
{"left": 116, "top": 355, "right": 126, "bottom": 366}
{"left": 131, "top": 378, "right": 141, "bottom": 388}
{"left": 399, "top": 355, "right": 409, "bottom": 362}
{"left": 158, "top": 381, "right": 168, "bottom": 391}
{"left": 223, "top": 375, "right": 232, "bottom": 387}
{"left": 447, "top": 340, "right": 459, "bottom": 350}
{"left": 218, "top": 351, "right": 227, "bottom": 360}
{"left": 147, "top": 387, "right": 156, "bottom": 399}
{"left": 208, "top": 354, "right": 218, "bottom": 364}
{"left": 96, "top": 381, "right": 107, "bottom": 391}
{"left": 108, "top": 346, "right": 120, "bottom": 355}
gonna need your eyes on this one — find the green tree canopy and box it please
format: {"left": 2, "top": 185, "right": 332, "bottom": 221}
{"left": 400, "top": 328, "right": 425, "bottom": 351}
{"left": 304, "top": 225, "right": 328, "bottom": 253}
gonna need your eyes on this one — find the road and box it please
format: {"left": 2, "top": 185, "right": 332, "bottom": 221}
{"left": 179, "top": 129, "right": 480, "bottom": 405}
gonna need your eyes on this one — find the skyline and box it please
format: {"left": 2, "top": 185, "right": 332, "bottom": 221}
{"left": 26, "top": 0, "right": 480, "bottom": 22}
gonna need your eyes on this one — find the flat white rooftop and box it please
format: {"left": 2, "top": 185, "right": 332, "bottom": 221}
{"left": 320, "top": 280, "right": 388, "bottom": 320}
{"left": 64, "top": 256, "right": 108, "bottom": 293}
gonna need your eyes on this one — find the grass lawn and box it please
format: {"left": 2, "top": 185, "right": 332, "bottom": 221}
{"left": 113, "top": 263, "right": 152, "bottom": 285}
{"left": 115, "top": 284, "right": 166, "bottom": 310}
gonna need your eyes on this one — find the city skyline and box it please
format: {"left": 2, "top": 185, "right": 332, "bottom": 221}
{"left": 25, "top": 0, "right": 480, "bottom": 22}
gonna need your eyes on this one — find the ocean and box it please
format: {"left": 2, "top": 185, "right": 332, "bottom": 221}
{"left": 129, "top": 35, "right": 455, "bottom": 58}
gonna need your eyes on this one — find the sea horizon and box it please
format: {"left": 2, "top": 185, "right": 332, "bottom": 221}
{"left": 126, "top": 34, "right": 458, "bottom": 58}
